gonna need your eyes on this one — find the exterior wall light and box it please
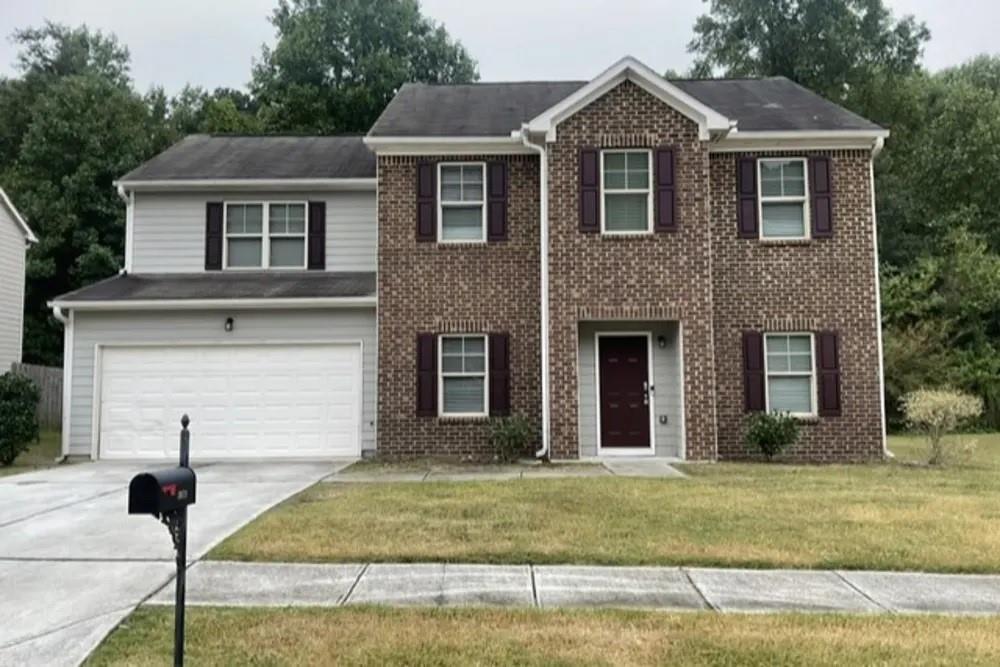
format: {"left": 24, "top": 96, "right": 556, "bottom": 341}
{"left": 657, "top": 335, "right": 667, "bottom": 349}
{"left": 224, "top": 317, "right": 234, "bottom": 333}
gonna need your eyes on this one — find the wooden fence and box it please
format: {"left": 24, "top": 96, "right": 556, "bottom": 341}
{"left": 9, "top": 363, "right": 62, "bottom": 429}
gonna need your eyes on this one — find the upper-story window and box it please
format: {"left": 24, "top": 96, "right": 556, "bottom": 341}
{"left": 759, "top": 158, "right": 809, "bottom": 239}
{"left": 224, "top": 202, "right": 307, "bottom": 269}
{"left": 764, "top": 332, "right": 816, "bottom": 417}
{"left": 601, "top": 150, "right": 652, "bottom": 234}
{"left": 438, "top": 163, "right": 486, "bottom": 242}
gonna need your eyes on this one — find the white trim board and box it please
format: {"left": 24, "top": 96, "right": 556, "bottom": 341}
{"left": 594, "top": 331, "right": 656, "bottom": 456}
{"left": 0, "top": 187, "right": 37, "bottom": 243}
{"left": 116, "top": 178, "right": 377, "bottom": 192}
{"left": 50, "top": 296, "right": 377, "bottom": 311}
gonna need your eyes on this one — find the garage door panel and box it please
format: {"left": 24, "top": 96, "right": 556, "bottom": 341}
{"left": 99, "top": 344, "right": 360, "bottom": 460}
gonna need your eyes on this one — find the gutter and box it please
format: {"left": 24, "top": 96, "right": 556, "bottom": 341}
{"left": 48, "top": 296, "right": 377, "bottom": 312}
{"left": 518, "top": 126, "right": 551, "bottom": 460}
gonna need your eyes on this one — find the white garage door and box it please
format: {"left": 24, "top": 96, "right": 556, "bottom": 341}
{"left": 97, "top": 343, "right": 362, "bottom": 460}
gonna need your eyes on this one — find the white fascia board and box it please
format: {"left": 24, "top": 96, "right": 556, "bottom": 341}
{"left": 0, "top": 187, "right": 38, "bottom": 243}
{"left": 363, "top": 135, "right": 532, "bottom": 156}
{"left": 49, "top": 296, "right": 377, "bottom": 312}
{"left": 525, "top": 56, "right": 733, "bottom": 142}
{"left": 711, "top": 129, "right": 890, "bottom": 153}
{"left": 115, "top": 178, "right": 377, "bottom": 192}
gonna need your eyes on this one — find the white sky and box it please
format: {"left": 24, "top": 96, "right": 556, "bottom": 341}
{"left": 0, "top": 0, "right": 995, "bottom": 94}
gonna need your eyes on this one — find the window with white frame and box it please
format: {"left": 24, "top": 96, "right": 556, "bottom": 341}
{"left": 764, "top": 333, "right": 816, "bottom": 416}
{"left": 602, "top": 150, "right": 652, "bottom": 233}
{"left": 439, "top": 334, "right": 488, "bottom": 416}
{"left": 225, "top": 202, "right": 307, "bottom": 269}
{"left": 439, "top": 163, "right": 485, "bottom": 242}
{"left": 759, "top": 158, "right": 809, "bottom": 239}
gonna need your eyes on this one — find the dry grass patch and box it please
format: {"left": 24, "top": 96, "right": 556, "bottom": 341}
{"left": 0, "top": 430, "right": 61, "bottom": 477}
{"left": 88, "top": 606, "right": 1000, "bottom": 666}
{"left": 210, "top": 434, "right": 1000, "bottom": 572}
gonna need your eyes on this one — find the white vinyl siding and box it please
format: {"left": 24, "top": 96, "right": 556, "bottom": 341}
{"left": 0, "top": 204, "right": 28, "bottom": 368}
{"left": 66, "top": 308, "right": 377, "bottom": 458}
{"left": 438, "top": 163, "right": 486, "bottom": 242}
{"left": 764, "top": 333, "right": 816, "bottom": 416}
{"left": 601, "top": 150, "right": 652, "bottom": 234}
{"left": 438, "top": 334, "right": 488, "bottom": 417}
{"left": 759, "top": 158, "right": 809, "bottom": 239}
{"left": 130, "top": 190, "right": 375, "bottom": 273}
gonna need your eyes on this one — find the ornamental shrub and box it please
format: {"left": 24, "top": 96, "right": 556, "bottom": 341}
{"left": 744, "top": 412, "right": 800, "bottom": 461}
{"left": 901, "top": 388, "right": 983, "bottom": 465}
{"left": 487, "top": 416, "right": 535, "bottom": 463}
{"left": 0, "top": 372, "right": 40, "bottom": 466}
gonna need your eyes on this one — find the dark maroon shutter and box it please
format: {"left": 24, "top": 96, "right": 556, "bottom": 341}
{"left": 489, "top": 333, "right": 511, "bottom": 416}
{"left": 737, "top": 157, "right": 758, "bottom": 238}
{"left": 579, "top": 148, "right": 600, "bottom": 232}
{"left": 205, "top": 202, "right": 224, "bottom": 270}
{"left": 487, "top": 161, "right": 508, "bottom": 241}
{"left": 416, "top": 161, "right": 436, "bottom": 242}
{"left": 307, "top": 201, "right": 326, "bottom": 270}
{"left": 742, "top": 331, "right": 765, "bottom": 412}
{"left": 817, "top": 331, "right": 842, "bottom": 416}
{"left": 810, "top": 156, "right": 834, "bottom": 238}
{"left": 416, "top": 333, "right": 437, "bottom": 417}
{"left": 654, "top": 146, "right": 677, "bottom": 232}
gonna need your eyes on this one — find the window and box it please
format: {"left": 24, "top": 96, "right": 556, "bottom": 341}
{"left": 758, "top": 158, "right": 809, "bottom": 239}
{"left": 601, "top": 150, "right": 652, "bottom": 233}
{"left": 439, "top": 334, "right": 488, "bottom": 416}
{"left": 439, "top": 164, "right": 485, "bottom": 242}
{"left": 764, "top": 333, "right": 816, "bottom": 416}
{"left": 225, "top": 202, "right": 307, "bottom": 269}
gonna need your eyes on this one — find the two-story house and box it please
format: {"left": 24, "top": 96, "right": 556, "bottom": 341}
{"left": 0, "top": 187, "right": 37, "bottom": 370}
{"left": 52, "top": 57, "right": 888, "bottom": 463}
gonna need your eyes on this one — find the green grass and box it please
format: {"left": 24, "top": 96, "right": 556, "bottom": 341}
{"left": 209, "top": 433, "right": 1000, "bottom": 572}
{"left": 87, "top": 606, "right": 1000, "bottom": 666}
{"left": 0, "top": 430, "right": 61, "bottom": 477}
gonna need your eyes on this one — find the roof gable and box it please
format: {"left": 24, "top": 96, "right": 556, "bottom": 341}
{"left": 0, "top": 188, "right": 37, "bottom": 243}
{"left": 525, "top": 56, "right": 733, "bottom": 141}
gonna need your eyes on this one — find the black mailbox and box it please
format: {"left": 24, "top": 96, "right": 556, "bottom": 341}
{"left": 128, "top": 467, "right": 197, "bottom": 517}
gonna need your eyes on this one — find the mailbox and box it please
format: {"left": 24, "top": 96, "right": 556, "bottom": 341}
{"left": 128, "top": 467, "right": 197, "bottom": 517}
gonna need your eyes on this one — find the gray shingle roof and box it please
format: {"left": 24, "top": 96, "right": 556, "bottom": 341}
{"left": 369, "top": 77, "right": 882, "bottom": 137}
{"left": 119, "top": 135, "right": 376, "bottom": 182}
{"left": 55, "top": 272, "right": 376, "bottom": 303}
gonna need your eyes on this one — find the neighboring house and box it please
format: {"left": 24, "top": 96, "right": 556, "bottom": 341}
{"left": 0, "top": 188, "right": 37, "bottom": 370}
{"left": 51, "top": 56, "right": 888, "bottom": 463}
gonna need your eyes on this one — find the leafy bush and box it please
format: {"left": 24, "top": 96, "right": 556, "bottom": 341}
{"left": 744, "top": 412, "right": 801, "bottom": 461}
{"left": 901, "top": 388, "right": 983, "bottom": 465}
{"left": 0, "top": 373, "right": 40, "bottom": 466}
{"left": 486, "top": 416, "right": 535, "bottom": 463}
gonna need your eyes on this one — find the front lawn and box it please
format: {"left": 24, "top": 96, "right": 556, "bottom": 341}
{"left": 0, "top": 430, "right": 61, "bottom": 477}
{"left": 210, "top": 433, "right": 1000, "bottom": 572}
{"left": 87, "top": 606, "right": 1000, "bottom": 666}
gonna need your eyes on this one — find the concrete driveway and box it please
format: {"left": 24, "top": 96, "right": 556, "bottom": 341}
{"left": 0, "top": 460, "right": 347, "bottom": 667}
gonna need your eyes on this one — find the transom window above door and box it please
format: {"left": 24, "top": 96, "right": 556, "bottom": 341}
{"left": 224, "top": 202, "right": 307, "bottom": 269}
{"left": 439, "top": 163, "right": 486, "bottom": 242}
{"left": 601, "top": 150, "right": 652, "bottom": 234}
{"left": 439, "top": 334, "right": 488, "bottom": 416}
{"left": 759, "top": 158, "right": 809, "bottom": 239}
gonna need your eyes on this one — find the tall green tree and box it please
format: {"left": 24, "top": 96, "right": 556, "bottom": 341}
{"left": 688, "top": 0, "right": 929, "bottom": 104}
{"left": 252, "top": 0, "right": 478, "bottom": 133}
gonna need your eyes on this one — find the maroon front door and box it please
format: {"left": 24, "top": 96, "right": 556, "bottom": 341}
{"left": 598, "top": 336, "right": 651, "bottom": 448}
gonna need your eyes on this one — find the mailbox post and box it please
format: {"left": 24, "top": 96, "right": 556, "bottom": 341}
{"left": 128, "top": 415, "right": 196, "bottom": 667}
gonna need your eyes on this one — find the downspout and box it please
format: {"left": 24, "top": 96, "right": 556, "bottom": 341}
{"left": 519, "top": 126, "right": 551, "bottom": 459}
{"left": 116, "top": 184, "right": 132, "bottom": 274}
{"left": 51, "top": 305, "right": 71, "bottom": 463}
{"left": 870, "top": 136, "right": 889, "bottom": 457}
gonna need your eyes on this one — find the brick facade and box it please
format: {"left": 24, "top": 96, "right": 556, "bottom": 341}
{"left": 375, "top": 81, "right": 884, "bottom": 462}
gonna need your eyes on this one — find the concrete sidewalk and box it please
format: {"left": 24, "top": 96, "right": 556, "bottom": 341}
{"left": 324, "top": 458, "right": 686, "bottom": 483}
{"left": 148, "top": 561, "right": 1000, "bottom": 616}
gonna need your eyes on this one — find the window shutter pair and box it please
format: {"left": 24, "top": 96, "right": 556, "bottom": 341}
{"left": 741, "top": 331, "right": 841, "bottom": 416}
{"left": 415, "top": 333, "right": 511, "bottom": 417}
{"left": 204, "top": 201, "right": 326, "bottom": 270}
{"left": 579, "top": 147, "right": 676, "bottom": 232}
{"left": 416, "top": 161, "right": 508, "bottom": 242}
{"left": 735, "top": 156, "right": 834, "bottom": 238}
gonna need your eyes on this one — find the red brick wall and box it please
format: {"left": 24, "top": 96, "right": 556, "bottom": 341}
{"left": 546, "top": 80, "right": 718, "bottom": 460}
{"left": 710, "top": 150, "right": 884, "bottom": 461}
{"left": 376, "top": 154, "right": 542, "bottom": 458}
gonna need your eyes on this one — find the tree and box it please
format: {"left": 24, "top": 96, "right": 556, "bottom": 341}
{"left": 688, "top": 0, "right": 929, "bottom": 104}
{"left": 252, "top": 0, "right": 478, "bottom": 133}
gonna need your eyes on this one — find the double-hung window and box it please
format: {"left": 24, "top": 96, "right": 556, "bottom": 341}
{"left": 758, "top": 158, "right": 809, "bottom": 239}
{"left": 224, "top": 202, "right": 307, "bottom": 269}
{"left": 439, "top": 163, "right": 486, "bottom": 242}
{"left": 601, "top": 150, "right": 652, "bottom": 233}
{"left": 439, "top": 334, "right": 488, "bottom": 416}
{"left": 764, "top": 333, "right": 816, "bottom": 416}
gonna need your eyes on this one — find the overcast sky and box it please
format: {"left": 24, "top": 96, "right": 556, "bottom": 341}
{"left": 0, "top": 0, "right": 995, "bottom": 94}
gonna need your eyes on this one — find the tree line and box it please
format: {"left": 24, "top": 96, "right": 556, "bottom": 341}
{"left": 2, "top": 0, "right": 998, "bottom": 428}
